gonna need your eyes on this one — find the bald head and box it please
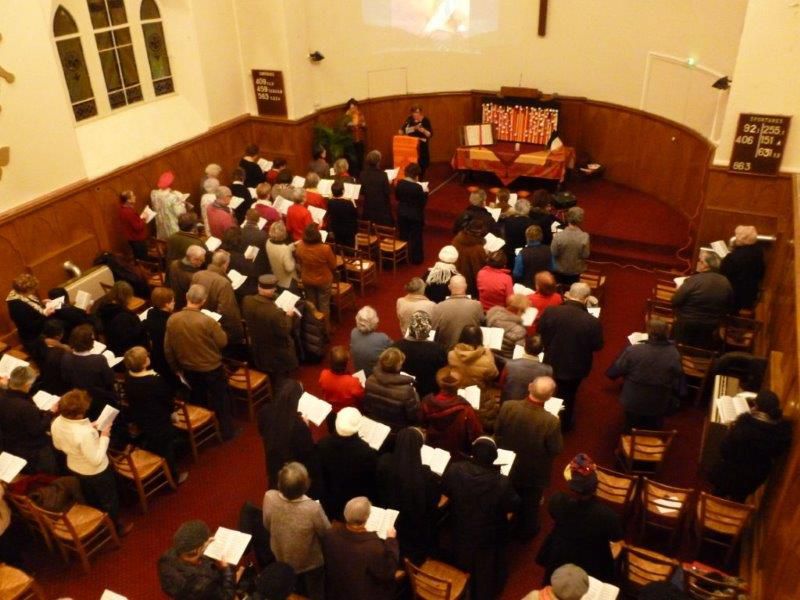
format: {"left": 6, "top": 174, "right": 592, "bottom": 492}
{"left": 529, "top": 376, "right": 556, "bottom": 402}
{"left": 448, "top": 275, "right": 467, "bottom": 295}
{"left": 566, "top": 282, "right": 591, "bottom": 303}
{"left": 211, "top": 250, "right": 230, "bottom": 270}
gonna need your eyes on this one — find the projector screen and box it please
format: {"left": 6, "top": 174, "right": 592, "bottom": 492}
{"left": 362, "top": 0, "right": 498, "bottom": 40}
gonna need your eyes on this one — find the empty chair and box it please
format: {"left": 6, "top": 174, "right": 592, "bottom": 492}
{"left": 339, "top": 245, "right": 378, "bottom": 296}
{"left": 355, "top": 219, "right": 379, "bottom": 258}
{"left": 580, "top": 267, "right": 607, "bottom": 304}
{"left": 639, "top": 478, "right": 694, "bottom": 551}
{"left": 108, "top": 447, "right": 177, "bottom": 513}
{"left": 405, "top": 558, "right": 470, "bottom": 600}
{"left": 374, "top": 223, "right": 409, "bottom": 274}
{"left": 223, "top": 357, "right": 272, "bottom": 421}
{"left": 595, "top": 465, "right": 640, "bottom": 520}
{"left": 693, "top": 492, "right": 754, "bottom": 566}
{"left": 173, "top": 400, "right": 222, "bottom": 461}
{"left": 645, "top": 299, "right": 676, "bottom": 338}
{"left": 619, "top": 544, "right": 680, "bottom": 597}
{"left": 135, "top": 256, "right": 166, "bottom": 289}
{"left": 677, "top": 344, "right": 717, "bottom": 406}
{"left": 0, "top": 563, "right": 46, "bottom": 600}
{"left": 330, "top": 271, "right": 356, "bottom": 322}
{"left": 718, "top": 315, "right": 761, "bottom": 354}
{"left": 616, "top": 429, "right": 677, "bottom": 476}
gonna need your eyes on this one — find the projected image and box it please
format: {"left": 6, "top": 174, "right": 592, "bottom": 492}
{"left": 363, "top": 0, "right": 497, "bottom": 39}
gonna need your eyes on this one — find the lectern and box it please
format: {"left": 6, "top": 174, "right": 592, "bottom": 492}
{"left": 392, "top": 135, "right": 419, "bottom": 180}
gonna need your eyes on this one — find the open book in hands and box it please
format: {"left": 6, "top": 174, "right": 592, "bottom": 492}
{"left": 365, "top": 506, "right": 399, "bottom": 540}
{"left": 203, "top": 527, "right": 252, "bottom": 565}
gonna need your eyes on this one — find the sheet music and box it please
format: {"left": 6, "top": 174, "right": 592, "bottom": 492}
{"left": 46, "top": 296, "right": 65, "bottom": 311}
{"left": 257, "top": 158, "right": 273, "bottom": 172}
{"left": 0, "top": 353, "right": 30, "bottom": 378}
{"left": 385, "top": 168, "right": 399, "bottom": 182}
{"left": 420, "top": 445, "right": 451, "bottom": 476}
{"left": 329, "top": 167, "right": 336, "bottom": 176}
{"left": 308, "top": 206, "right": 326, "bottom": 225}
{"left": 487, "top": 207, "right": 501, "bottom": 222}
{"left": 483, "top": 232, "right": 506, "bottom": 253}
{"left": 673, "top": 276, "right": 688, "bottom": 288}
{"left": 710, "top": 240, "right": 730, "bottom": 258}
{"left": 544, "top": 397, "right": 564, "bottom": 417}
{"left": 456, "top": 385, "right": 481, "bottom": 410}
{"left": 272, "top": 196, "right": 291, "bottom": 216}
{"left": 204, "top": 527, "right": 252, "bottom": 565}
{"left": 343, "top": 182, "right": 361, "bottom": 201}
{"left": 205, "top": 236, "right": 222, "bottom": 251}
{"left": 257, "top": 217, "right": 268, "bottom": 230}
{"left": 320, "top": 230, "right": 328, "bottom": 243}
{"left": 480, "top": 326, "right": 504, "bottom": 350}
{"left": 419, "top": 182, "right": 429, "bottom": 193}
{"left": 512, "top": 345, "right": 526, "bottom": 359}
{"left": 138, "top": 307, "right": 152, "bottom": 322}
{"left": 74, "top": 289, "right": 93, "bottom": 310}
{"left": 33, "top": 390, "right": 60, "bottom": 411}
{"left": 627, "top": 332, "right": 648, "bottom": 345}
{"left": 715, "top": 394, "right": 751, "bottom": 424}
{"left": 94, "top": 404, "right": 120, "bottom": 431}
{"left": 551, "top": 221, "right": 562, "bottom": 233}
{"left": 297, "top": 392, "right": 333, "bottom": 426}
{"left": 521, "top": 307, "right": 539, "bottom": 327}
{"left": 494, "top": 448, "right": 516, "bottom": 476}
{"left": 583, "top": 576, "right": 620, "bottom": 600}
{"left": 275, "top": 290, "right": 301, "bottom": 312}
{"left": 229, "top": 196, "right": 245, "bottom": 210}
{"left": 244, "top": 246, "right": 259, "bottom": 260}
{"left": 291, "top": 176, "right": 306, "bottom": 189}
{"left": 89, "top": 340, "right": 107, "bottom": 355}
{"left": 353, "top": 370, "right": 366, "bottom": 387}
{"left": 513, "top": 283, "right": 535, "bottom": 296}
{"left": 100, "top": 591, "right": 128, "bottom": 600}
{"left": 588, "top": 307, "right": 601, "bottom": 318}
{"left": 248, "top": 187, "right": 258, "bottom": 199}
{"left": 365, "top": 506, "right": 399, "bottom": 540}
{"left": 227, "top": 269, "right": 248, "bottom": 290}
{"left": 140, "top": 206, "right": 157, "bottom": 223}
{"left": 102, "top": 350, "right": 123, "bottom": 368}
{"left": 357, "top": 416, "right": 391, "bottom": 450}
{"left": 201, "top": 308, "right": 222, "bottom": 321}
{"left": 317, "top": 179, "right": 333, "bottom": 197}
{"left": 515, "top": 247, "right": 523, "bottom": 255}
{"left": 0, "top": 452, "right": 27, "bottom": 483}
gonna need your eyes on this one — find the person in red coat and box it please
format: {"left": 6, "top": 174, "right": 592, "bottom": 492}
{"left": 319, "top": 345, "right": 365, "bottom": 417}
{"left": 421, "top": 366, "right": 483, "bottom": 455}
{"left": 477, "top": 251, "right": 514, "bottom": 312}
{"left": 119, "top": 190, "right": 149, "bottom": 259}
{"left": 206, "top": 187, "right": 237, "bottom": 239}
{"left": 286, "top": 189, "right": 314, "bottom": 242}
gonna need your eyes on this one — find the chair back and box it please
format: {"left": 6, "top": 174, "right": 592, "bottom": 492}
{"left": 595, "top": 465, "right": 639, "bottom": 517}
{"left": 580, "top": 268, "right": 607, "bottom": 303}
{"left": 620, "top": 544, "right": 679, "bottom": 591}
{"left": 696, "top": 492, "right": 753, "bottom": 537}
{"left": 684, "top": 568, "right": 745, "bottom": 600}
{"left": 405, "top": 559, "right": 453, "bottom": 600}
{"left": 6, "top": 491, "right": 52, "bottom": 549}
{"left": 373, "top": 223, "right": 399, "bottom": 245}
{"left": 653, "top": 279, "right": 678, "bottom": 303}
{"left": 28, "top": 502, "right": 80, "bottom": 543}
{"left": 719, "top": 315, "right": 761, "bottom": 353}
{"left": 677, "top": 344, "right": 717, "bottom": 379}
{"left": 108, "top": 448, "right": 139, "bottom": 482}
{"left": 223, "top": 357, "right": 252, "bottom": 388}
{"left": 645, "top": 298, "right": 675, "bottom": 335}
{"left": 640, "top": 478, "right": 694, "bottom": 547}
{"left": 618, "top": 429, "right": 677, "bottom": 474}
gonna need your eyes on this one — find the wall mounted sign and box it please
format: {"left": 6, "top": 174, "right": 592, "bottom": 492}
{"left": 0, "top": 33, "right": 15, "bottom": 181}
{"left": 729, "top": 113, "right": 791, "bottom": 176}
{"left": 251, "top": 69, "right": 287, "bottom": 118}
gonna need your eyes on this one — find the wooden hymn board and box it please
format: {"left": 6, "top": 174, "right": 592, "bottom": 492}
{"left": 251, "top": 70, "right": 288, "bottom": 117}
{"left": 729, "top": 113, "right": 791, "bottom": 176}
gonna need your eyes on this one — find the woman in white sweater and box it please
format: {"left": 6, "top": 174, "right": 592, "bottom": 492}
{"left": 50, "top": 389, "right": 130, "bottom": 535}
{"left": 266, "top": 221, "right": 299, "bottom": 291}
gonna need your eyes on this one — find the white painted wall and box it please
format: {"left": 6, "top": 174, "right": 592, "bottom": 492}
{"left": 715, "top": 0, "right": 800, "bottom": 172}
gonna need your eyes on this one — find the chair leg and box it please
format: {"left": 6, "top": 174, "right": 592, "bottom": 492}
{"left": 163, "top": 463, "right": 178, "bottom": 491}
{"left": 188, "top": 431, "right": 199, "bottom": 462}
{"left": 135, "top": 479, "right": 148, "bottom": 514}
{"left": 105, "top": 515, "right": 122, "bottom": 548}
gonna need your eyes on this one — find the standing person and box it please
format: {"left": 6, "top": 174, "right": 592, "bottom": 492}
{"left": 200, "top": 177, "right": 220, "bottom": 236}
{"left": 326, "top": 181, "right": 358, "bottom": 248}
{"left": 151, "top": 170, "right": 187, "bottom": 240}
{"left": 344, "top": 98, "right": 367, "bottom": 176}
{"left": 528, "top": 190, "right": 557, "bottom": 246}
{"left": 500, "top": 196, "right": 533, "bottom": 266}
{"left": 537, "top": 454, "right": 624, "bottom": 584}
{"left": 606, "top": 319, "right": 683, "bottom": 431}
{"left": 432, "top": 277, "right": 485, "bottom": 351}
{"left": 166, "top": 213, "right": 204, "bottom": 266}
{"left": 304, "top": 173, "right": 327, "bottom": 210}
{"left": 526, "top": 271, "right": 562, "bottom": 334}
{"left": 423, "top": 245, "right": 460, "bottom": 303}
{"left": 262, "top": 463, "right": 331, "bottom": 600}
{"left": 295, "top": 223, "right": 337, "bottom": 319}
{"left": 521, "top": 564, "right": 591, "bottom": 600}
{"left": 499, "top": 335, "right": 552, "bottom": 402}
{"left": 538, "top": 282, "right": 604, "bottom": 431}
{"left": 447, "top": 326, "right": 499, "bottom": 390}
{"left": 720, "top": 225, "right": 765, "bottom": 312}
{"left": 164, "top": 284, "right": 236, "bottom": 440}
{"left": 452, "top": 219, "right": 488, "bottom": 299}
{"left": 398, "top": 105, "right": 433, "bottom": 176}
{"left": 376, "top": 428, "right": 442, "bottom": 563}
{"left": 486, "top": 293, "right": 531, "bottom": 359}
{"left": 363, "top": 347, "right": 420, "bottom": 433}
{"left": 266, "top": 221, "right": 299, "bottom": 292}
{"left": 50, "top": 389, "right": 132, "bottom": 536}
{"left": 95, "top": 280, "right": 147, "bottom": 357}
{"left": 61, "top": 324, "right": 118, "bottom": 421}
{"left": 514, "top": 225, "right": 554, "bottom": 287}
{"left": 206, "top": 186, "right": 237, "bottom": 239}
{"left": 143, "top": 287, "right": 176, "bottom": 385}
{"left": 242, "top": 275, "right": 298, "bottom": 387}
{"left": 308, "top": 145, "right": 330, "bottom": 180}
{"left": 322, "top": 497, "right": 402, "bottom": 600}
{"left": 240, "top": 209, "right": 270, "bottom": 276}
{"left": 191, "top": 250, "right": 245, "bottom": 346}
{"left": 31, "top": 319, "right": 72, "bottom": 396}
{"left": 442, "top": 437, "right": 520, "bottom": 600}
{"left": 350, "top": 306, "right": 392, "bottom": 376}
{"left": 551, "top": 207, "right": 589, "bottom": 286}
{"left": 118, "top": 190, "right": 149, "bottom": 260}
{"left": 6, "top": 273, "right": 53, "bottom": 353}
{"left": 168, "top": 245, "right": 206, "bottom": 310}
{"left": 453, "top": 189, "right": 496, "bottom": 236}
{"left": 392, "top": 311, "right": 447, "bottom": 398}
{"left": 240, "top": 144, "right": 266, "bottom": 188}
{"left": 421, "top": 366, "right": 483, "bottom": 455}
{"left": 230, "top": 167, "right": 252, "bottom": 223}
{"left": 286, "top": 189, "right": 313, "bottom": 242}
{"left": 252, "top": 183, "right": 281, "bottom": 226}
{"left": 396, "top": 162, "right": 428, "bottom": 265}
{"left": 395, "top": 277, "right": 436, "bottom": 336}
{"left": 477, "top": 251, "right": 514, "bottom": 312}
{"left": 360, "top": 150, "right": 393, "bottom": 225}
{"left": 495, "top": 376, "right": 564, "bottom": 540}
{"left": 318, "top": 346, "right": 365, "bottom": 416}
{"left": 332, "top": 158, "right": 355, "bottom": 184}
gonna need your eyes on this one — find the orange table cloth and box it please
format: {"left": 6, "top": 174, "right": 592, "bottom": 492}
{"left": 452, "top": 142, "right": 575, "bottom": 185}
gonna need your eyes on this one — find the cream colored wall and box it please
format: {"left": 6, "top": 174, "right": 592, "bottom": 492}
{"left": 715, "top": 1, "right": 800, "bottom": 172}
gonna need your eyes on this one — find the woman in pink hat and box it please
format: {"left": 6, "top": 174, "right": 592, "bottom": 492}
{"left": 151, "top": 170, "right": 187, "bottom": 239}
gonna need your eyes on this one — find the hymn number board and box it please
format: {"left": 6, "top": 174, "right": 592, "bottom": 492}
{"left": 729, "top": 113, "right": 791, "bottom": 176}
{"left": 251, "top": 70, "right": 288, "bottom": 117}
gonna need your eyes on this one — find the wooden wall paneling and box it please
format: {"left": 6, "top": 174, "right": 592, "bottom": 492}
{"left": 704, "top": 168, "right": 793, "bottom": 215}
{"left": 0, "top": 229, "right": 29, "bottom": 338}
{"left": 556, "top": 98, "right": 585, "bottom": 151}
{"left": 578, "top": 103, "right": 644, "bottom": 191}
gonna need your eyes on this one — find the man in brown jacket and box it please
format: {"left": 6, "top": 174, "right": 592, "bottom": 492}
{"left": 431, "top": 275, "right": 484, "bottom": 350}
{"left": 167, "top": 244, "right": 206, "bottom": 310}
{"left": 192, "top": 249, "right": 245, "bottom": 345}
{"left": 165, "top": 284, "right": 235, "bottom": 439}
{"left": 494, "top": 376, "right": 564, "bottom": 540}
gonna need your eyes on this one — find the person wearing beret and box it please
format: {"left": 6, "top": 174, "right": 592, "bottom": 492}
{"left": 151, "top": 170, "right": 187, "bottom": 240}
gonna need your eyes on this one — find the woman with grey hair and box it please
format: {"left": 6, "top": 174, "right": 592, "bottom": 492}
{"left": 391, "top": 311, "right": 447, "bottom": 397}
{"left": 720, "top": 225, "right": 765, "bottom": 311}
{"left": 502, "top": 195, "right": 533, "bottom": 267}
{"left": 266, "top": 221, "right": 298, "bottom": 291}
{"left": 350, "top": 306, "right": 392, "bottom": 376}
{"left": 551, "top": 206, "right": 590, "bottom": 285}
{"left": 361, "top": 149, "right": 394, "bottom": 225}
{"left": 396, "top": 277, "right": 436, "bottom": 335}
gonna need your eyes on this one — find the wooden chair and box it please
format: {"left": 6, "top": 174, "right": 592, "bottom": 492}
{"left": 355, "top": 219, "right": 379, "bottom": 258}
{"left": 29, "top": 501, "right": 121, "bottom": 573}
{"left": 616, "top": 429, "right": 677, "bottom": 476}
{"left": 0, "top": 563, "right": 46, "bottom": 600}
{"left": 677, "top": 344, "right": 717, "bottom": 406}
{"left": 595, "top": 465, "right": 640, "bottom": 521}
{"left": 719, "top": 315, "right": 761, "bottom": 354}
{"left": 644, "top": 299, "right": 676, "bottom": 337}
{"left": 5, "top": 491, "right": 53, "bottom": 552}
{"left": 146, "top": 237, "right": 167, "bottom": 270}
{"left": 405, "top": 558, "right": 470, "bottom": 600}
{"left": 683, "top": 567, "right": 747, "bottom": 599}
{"left": 134, "top": 256, "right": 165, "bottom": 289}
{"left": 693, "top": 492, "right": 754, "bottom": 566}
{"left": 639, "top": 478, "right": 694, "bottom": 551}
{"left": 330, "top": 271, "right": 356, "bottom": 322}
{"left": 223, "top": 357, "right": 271, "bottom": 421}
{"left": 173, "top": 400, "right": 222, "bottom": 461}
{"left": 619, "top": 544, "right": 679, "bottom": 596}
{"left": 580, "top": 267, "right": 607, "bottom": 304}
{"left": 373, "top": 223, "right": 409, "bottom": 274}
{"left": 340, "top": 245, "right": 378, "bottom": 296}
{"left": 108, "top": 446, "right": 177, "bottom": 513}
{"left": 653, "top": 278, "right": 679, "bottom": 303}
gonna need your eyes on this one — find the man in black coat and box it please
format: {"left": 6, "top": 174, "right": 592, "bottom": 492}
{"left": 538, "top": 282, "right": 604, "bottom": 430}
{"left": 453, "top": 189, "right": 498, "bottom": 236}
{"left": 672, "top": 251, "right": 734, "bottom": 349}
{"left": 395, "top": 163, "right": 428, "bottom": 265}
{"left": 240, "top": 209, "right": 270, "bottom": 276}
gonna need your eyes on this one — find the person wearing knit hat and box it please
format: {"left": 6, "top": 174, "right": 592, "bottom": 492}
{"left": 719, "top": 224, "right": 765, "bottom": 312}
{"left": 158, "top": 519, "right": 238, "bottom": 599}
{"left": 441, "top": 435, "right": 520, "bottom": 600}
{"left": 392, "top": 311, "right": 448, "bottom": 397}
{"left": 521, "top": 563, "right": 590, "bottom": 600}
{"left": 151, "top": 170, "right": 188, "bottom": 240}
{"left": 422, "top": 246, "right": 460, "bottom": 303}
{"left": 317, "top": 406, "right": 378, "bottom": 520}
{"left": 536, "top": 453, "right": 624, "bottom": 584}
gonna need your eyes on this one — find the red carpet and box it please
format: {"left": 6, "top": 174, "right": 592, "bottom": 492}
{"left": 29, "top": 169, "right": 707, "bottom": 599}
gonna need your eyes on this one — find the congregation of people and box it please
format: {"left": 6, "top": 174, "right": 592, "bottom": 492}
{"left": 0, "top": 118, "right": 790, "bottom": 600}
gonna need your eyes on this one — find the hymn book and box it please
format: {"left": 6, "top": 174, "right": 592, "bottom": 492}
{"left": 102, "top": 350, "right": 123, "bottom": 368}
{"left": 95, "top": 405, "right": 120, "bottom": 431}
{"left": 204, "top": 527, "right": 252, "bottom": 565}
{"left": 480, "top": 327, "right": 505, "bottom": 351}
{"left": 462, "top": 124, "right": 493, "bottom": 147}
{"left": 272, "top": 197, "right": 291, "bottom": 216}
{"left": 0, "top": 353, "right": 29, "bottom": 378}
{"left": 100, "top": 591, "right": 128, "bottom": 600}
{"left": 457, "top": 386, "right": 481, "bottom": 410}
{"left": 275, "top": 290, "right": 301, "bottom": 313}
{"left": 201, "top": 309, "right": 223, "bottom": 321}
{"left": 544, "top": 397, "right": 565, "bottom": 417}
{"left": 583, "top": 576, "right": 620, "bottom": 600}
{"left": 420, "top": 445, "right": 451, "bottom": 476}
{"left": 317, "top": 179, "right": 333, "bottom": 197}
{"left": 513, "top": 283, "right": 535, "bottom": 296}
{"left": 89, "top": 340, "right": 107, "bottom": 354}
{"left": 365, "top": 506, "right": 399, "bottom": 540}
{"left": 308, "top": 206, "right": 326, "bottom": 225}
{"left": 385, "top": 168, "right": 399, "bottom": 182}
{"left": 551, "top": 221, "right": 563, "bottom": 233}
{"left": 710, "top": 240, "right": 730, "bottom": 258}
{"left": 714, "top": 394, "right": 753, "bottom": 424}
{"left": 33, "top": 390, "right": 60, "bottom": 411}
{"left": 291, "top": 176, "right": 306, "bottom": 189}
{"left": 343, "top": 182, "right": 361, "bottom": 202}
{"left": 205, "top": 236, "right": 222, "bottom": 251}
{"left": 484, "top": 232, "right": 506, "bottom": 253}
{"left": 357, "top": 417, "right": 391, "bottom": 451}
{"left": 227, "top": 269, "right": 248, "bottom": 290}
{"left": 588, "top": 307, "right": 601, "bottom": 318}
{"left": 673, "top": 276, "right": 688, "bottom": 288}
{"left": 0, "top": 452, "right": 27, "bottom": 483}
{"left": 46, "top": 296, "right": 65, "bottom": 311}
{"left": 487, "top": 207, "right": 501, "bottom": 222}
{"left": 248, "top": 187, "right": 258, "bottom": 199}
{"left": 521, "top": 307, "right": 539, "bottom": 327}
{"left": 353, "top": 370, "right": 367, "bottom": 387}
{"left": 494, "top": 449, "right": 516, "bottom": 476}
{"left": 74, "top": 290, "right": 93, "bottom": 310}
{"left": 419, "top": 182, "right": 430, "bottom": 193}
{"left": 244, "top": 246, "right": 260, "bottom": 260}
{"left": 228, "top": 197, "right": 245, "bottom": 210}
{"left": 257, "top": 158, "right": 273, "bottom": 172}
{"left": 627, "top": 332, "right": 648, "bottom": 345}
{"left": 507, "top": 193, "right": 518, "bottom": 208}
{"left": 319, "top": 230, "right": 328, "bottom": 243}
{"left": 297, "top": 392, "right": 333, "bottom": 426}
{"left": 140, "top": 206, "right": 157, "bottom": 223}
{"left": 138, "top": 307, "right": 152, "bottom": 322}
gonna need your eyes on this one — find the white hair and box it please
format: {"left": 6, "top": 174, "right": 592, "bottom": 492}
{"left": 355, "top": 306, "right": 379, "bottom": 333}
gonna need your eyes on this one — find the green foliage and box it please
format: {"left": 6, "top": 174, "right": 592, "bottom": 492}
{"left": 312, "top": 117, "right": 355, "bottom": 161}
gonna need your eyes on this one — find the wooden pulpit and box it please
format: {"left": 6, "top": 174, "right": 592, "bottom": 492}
{"left": 392, "top": 135, "right": 419, "bottom": 180}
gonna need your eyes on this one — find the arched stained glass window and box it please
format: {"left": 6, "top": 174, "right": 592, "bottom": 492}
{"left": 140, "top": 0, "right": 174, "bottom": 96}
{"left": 53, "top": 5, "right": 98, "bottom": 121}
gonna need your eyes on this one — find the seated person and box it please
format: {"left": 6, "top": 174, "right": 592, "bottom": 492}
{"left": 486, "top": 293, "right": 531, "bottom": 359}
{"left": 47, "top": 286, "right": 92, "bottom": 341}
{"left": 326, "top": 181, "right": 358, "bottom": 248}
{"left": 95, "top": 281, "right": 147, "bottom": 357}
{"left": 499, "top": 335, "right": 552, "bottom": 402}
{"left": 322, "top": 497, "right": 401, "bottom": 600}
{"left": 350, "top": 306, "right": 392, "bottom": 376}
{"left": 318, "top": 346, "right": 365, "bottom": 414}
{"left": 61, "top": 324, "right": 118, "bottom": 420}
{"left": 477, "top": 251, "right": 514, "bottom": 312}
{"left": 158, "top": 520, "right": 238, "bottom": 600}
{"left": 526, "top": 271, "right": 562, "bottom": 334}
{"left": 391, "top": 311, "right": 447, "bottom": 398}
{"left": 448, "top": 326, "right": 499, "bottom": 389}
{"left": 31, "top": 319, "right": 72, "bottom": 395}
{"left": 6, "top": 273, "right": 53, "bottom": 352}
{"left": 514, "top": 225, "right": 554, "bottom": 287}
{"left": 420, "top": 366, "right": 483, "bottom": 455}
{"left": 0, "top": 366, "right": 58, "bottom": 474}
{"left": 123, "top": 346, "right": 186, "bottom": 483}
{"left": 363, "top": 347, "right": 420, "bottom": 432}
